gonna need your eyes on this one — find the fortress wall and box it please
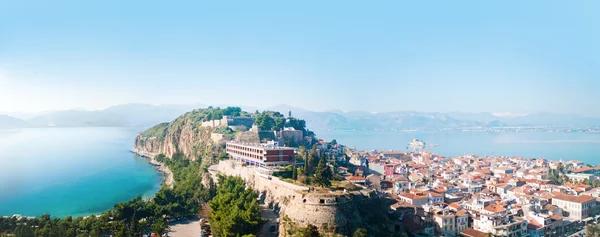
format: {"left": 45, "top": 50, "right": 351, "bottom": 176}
{"left": 213, "top": 160, "right": 376, "bottom": 235}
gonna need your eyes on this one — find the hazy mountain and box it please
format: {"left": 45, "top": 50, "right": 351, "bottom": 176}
{"left": 446, "top": 112, "right": 499, "bottom": 123}
{"left": 27, "top": 103, "right": 203, "bottom": 127}
{"left": 266, "top": 104, "right": 353, "bottom": 130}
{"left": 13, "top": 103, "right": 600, "bottom": 129}
{"left": 483, "top": 120, "right": 507, "bottom": 127}
{"left": 266, "top": 105, "right": 600, "bottom": 130}
{"left": 499, "top": 112, "right": 600, "bottom": 127}
{"left": 0, "top": 114, "right": 29, "bottom": 129}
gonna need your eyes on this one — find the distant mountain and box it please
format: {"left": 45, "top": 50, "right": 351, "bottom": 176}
{"left": 26, "top": 103, "right": 204, "bottom": 127}
{"left": 0, "top": 114, "right": 29, "bottom": 129}
{"left": 483, "top": 120, "right": 507, "bottom": 127}
{"left": 266, "top": 105, "right": 600, "bottom": 130}
{"left": 11, "top": 103, "right": 600, "bottom": 129}
{"left": 446, "top": 112, "right": 499, "bottom": 123}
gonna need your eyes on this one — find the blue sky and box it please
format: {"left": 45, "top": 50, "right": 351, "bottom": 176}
{"left": 1, "top": 0, "right": 599, "bottom": 116}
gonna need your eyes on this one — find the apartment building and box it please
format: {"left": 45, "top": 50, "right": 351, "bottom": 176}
{"left": 551, "top": 192, "right": 597, "bottom": 221}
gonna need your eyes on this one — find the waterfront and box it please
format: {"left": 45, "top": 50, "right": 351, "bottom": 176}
{"left": 0, "top": 127, "right": 162, "bottom": 218}
{"left": 317, "top": 130, "right": 600, "bottom": 165}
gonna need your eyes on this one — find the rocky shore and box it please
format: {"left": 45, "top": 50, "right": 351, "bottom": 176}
{"left": 131, "top": 148, "right": 174, "bottom": 188}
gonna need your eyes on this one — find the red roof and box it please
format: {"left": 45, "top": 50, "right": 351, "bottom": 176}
{"left": 460, "top": 228, "right": 488, "bottom": 237}
{"left": 483, "top": 204, "right": 506, "bottom": 213}
{"left": 346, "top": 176, "right": 366, "bottom": 181}
{"left": 552, "top": 192, "right": 596, "bottom": 204}
{"left": 572, "top": 166, "right": 593, "bottom": 173}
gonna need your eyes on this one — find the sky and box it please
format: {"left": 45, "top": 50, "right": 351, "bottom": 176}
{"left": 1, "top": 0, "right": 599, "bottom": 116}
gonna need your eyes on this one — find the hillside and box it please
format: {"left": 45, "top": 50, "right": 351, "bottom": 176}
{"left": 26, "top": 103, "right": 204, "bottom": 127}
{"left": 0, "top": 115, "right": 29, "bottom": 129}
{"left": 132, "top": 107, "right": 253, "bottom": 159}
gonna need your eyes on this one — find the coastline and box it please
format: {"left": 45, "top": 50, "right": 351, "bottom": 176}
{"left": 131, "top": 148, "right": 174, "bottom": 188}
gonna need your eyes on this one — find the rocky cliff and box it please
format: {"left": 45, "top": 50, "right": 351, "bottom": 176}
{"left": 132, "top": 109, "right": 223, "bottom": 159}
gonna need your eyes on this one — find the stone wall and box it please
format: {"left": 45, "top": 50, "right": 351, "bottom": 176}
{"left": 201, "top": 116, "right": 256, "bottom": 128}
{"left": 211, "top": 160, "right": 381, "bottom": 236}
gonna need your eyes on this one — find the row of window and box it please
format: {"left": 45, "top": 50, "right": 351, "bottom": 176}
{"left": 226, "top": 148, "right": 264, "bottom": 160}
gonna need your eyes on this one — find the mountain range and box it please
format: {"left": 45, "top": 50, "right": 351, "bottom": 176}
{"left": 1, "top": 103, "right": 599, "bottom": 130}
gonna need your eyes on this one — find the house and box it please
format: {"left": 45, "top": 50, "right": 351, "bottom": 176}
{"left": 346, "top": 176, "right": 366, "bottom": 185}
{"left": 398, "top": 193, "right": 429, "bottom": 206}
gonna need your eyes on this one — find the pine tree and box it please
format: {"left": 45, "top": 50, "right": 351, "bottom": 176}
{"left": 209, "top": 176, "right": 262, "bottom": 237}
{"left": 292, "top": 165, "right": 298, "bottom": 180}
{"left": 314, "top": 157, "right": 333, "bottom": 187}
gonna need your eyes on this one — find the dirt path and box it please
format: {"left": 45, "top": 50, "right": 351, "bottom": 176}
{"left": 168, "top": 218, "right": 202, "bottom": 237}
{"left": 258, "top": 204, "right": 279, "bottom": 237}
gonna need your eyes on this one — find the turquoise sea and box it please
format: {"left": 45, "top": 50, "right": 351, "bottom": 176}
{"left": 316, "top": 130, "right": 600, "bottom": 165}
{"left": 0, "top": 127, "right": 162, "bottom": 218}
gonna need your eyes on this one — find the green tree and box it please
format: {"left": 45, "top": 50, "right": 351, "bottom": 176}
{"left": 209, "top": 176, "right": 262, "bottom": 237}
{"left": 353, "top": 228, "right": 368, "bottom": 237}
{"left": 274, "top": 117, "right": 285, "bottom": 131}
{"left": 150, "top": 218, "right": 170, "bottom": 237}
{"left": 14, "top": 225, "right": 35, "bottom": 237}
{"left": 300, "top": 224, "right": 320, "bottom": 237}
{"left": 255, "top": 112, "right": 275, "bottom": 131}
{"left": 314, "top": 157, "right": 333, "bottom": 187}
{"left": 292, "top": 165, "right": 298, "bottom": 180}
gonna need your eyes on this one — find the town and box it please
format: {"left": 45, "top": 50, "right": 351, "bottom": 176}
{"left": 224, "top": 137, "right": 600, "bottom": 237}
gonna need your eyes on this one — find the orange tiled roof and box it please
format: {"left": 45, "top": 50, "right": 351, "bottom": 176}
{"left": 460, "top": 228, "right": 488, "bottom": 237}
{"left": 346, "top": 176, "right": 366, "bottom": 181}
{"left": 483, "top": 204, "right": 506, "bottom": 213}
{"left": 552, "top": 192, "right": 596, "bottom": 204}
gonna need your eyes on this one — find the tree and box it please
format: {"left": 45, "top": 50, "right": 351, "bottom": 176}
{"left": 150, "top": 218, "right": 170, "bottom": 237}
{"left": 314, "top": 157, "right": 333, "bottom": 187}
{"left": 331, "top": 139, "right": 337, "bottom": 145}
{"left": 588, "top": 223, "right": 600, "bottom": 237}
{"left": 223, "top": 107, "right": 242, "bottom": 116}
{"left": 274, "top": 117, "right": 285, "bottom": 131}
{"left": 255, "top": 112, "right": 275, "bottom": 131}
{"left": 300, "top": 224, "right": 320, "bottom": 237}
{"left": 353, "top": 228, "right": 368, "bottom": 237}
{"left": 209, "top": 176, "right": 262, "bottom": 237}
{"left": 292, "top": 165, "right": 298, "bottom": 180}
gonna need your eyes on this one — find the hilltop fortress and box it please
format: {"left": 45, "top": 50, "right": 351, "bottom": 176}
{"left": 210, "top": 160, "right": 390, "bottom": 236}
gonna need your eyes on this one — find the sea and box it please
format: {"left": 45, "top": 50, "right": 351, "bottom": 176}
{"left": 0, "top": 127, "right": 162, "bottom": 218}
{"left": 316, "top": 130, "right": 600, "bottom": 165}
{"left": 1, "top": 128, "right": 599, "bottom": 218}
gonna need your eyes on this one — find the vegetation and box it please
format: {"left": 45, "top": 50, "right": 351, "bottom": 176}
{"left": 313, "top": 155, "right": 334, "bottom": 187}
{"left": 209, "top": 175, "right": 262, "bottom": 237}
{"left": 141, "top": 122, "right": 169, "bottom": 140}
{"left": 353, "top": 228, "right": 368, "bottom": 237}
{"left": 299, "top": 224, "right": 320, "bottom": 237}
{"left": 587, "top": 223, "right": 600, "bottom": 237}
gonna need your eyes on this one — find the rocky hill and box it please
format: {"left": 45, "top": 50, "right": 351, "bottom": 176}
{"left": 132, "top": 107, "right": 252, "bottom": 159}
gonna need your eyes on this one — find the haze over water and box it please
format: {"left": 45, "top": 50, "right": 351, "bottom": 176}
{"left": 317, "top": 130, "right": 600, "bottom": 165}
{"left": 0, "top": 127, "right": 162, "bottom": 217}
